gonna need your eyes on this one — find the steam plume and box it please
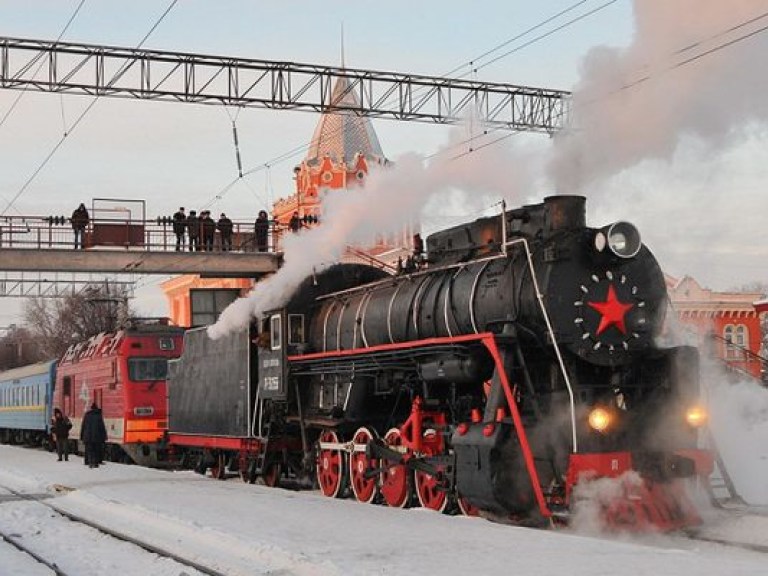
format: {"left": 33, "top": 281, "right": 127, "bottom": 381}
{"left": 550, "top": 1, "right": 768, "bottom": 192}
{"left": 208, "top": 137, "right": 529, "bottom": 339}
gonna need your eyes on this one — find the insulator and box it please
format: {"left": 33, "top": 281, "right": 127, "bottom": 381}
{"left": 232, "top": 122, "right": 243, "bottom": 178}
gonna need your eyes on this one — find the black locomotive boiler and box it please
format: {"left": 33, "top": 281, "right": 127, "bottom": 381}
{"left": 168, "top": 195, "right": 712, "bottom": 530}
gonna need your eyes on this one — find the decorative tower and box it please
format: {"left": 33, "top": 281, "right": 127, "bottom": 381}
{"left": 272, "top": 75, "right": 414, "bottom": 264}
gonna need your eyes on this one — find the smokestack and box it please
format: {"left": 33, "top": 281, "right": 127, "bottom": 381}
{"left": 544, "top": 195, "right": 586, "bottom": 239}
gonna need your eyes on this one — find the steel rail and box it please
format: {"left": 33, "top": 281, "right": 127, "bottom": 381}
{"left": 0, "top": 482, "right": 228, "bottom": 576}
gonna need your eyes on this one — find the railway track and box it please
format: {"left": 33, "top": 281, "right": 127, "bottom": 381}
{"left": 0, "top": 483, "right": 227, "bottom": 576}
{"left": 0, "top": 525, "right": 67, "bottom": 576}
{"left": 685, "top": 532, "right": 768, "bottom": 555}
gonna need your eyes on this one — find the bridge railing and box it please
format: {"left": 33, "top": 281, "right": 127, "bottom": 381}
{"left": 0, "top": 216, "right": 286, "bottom": 253}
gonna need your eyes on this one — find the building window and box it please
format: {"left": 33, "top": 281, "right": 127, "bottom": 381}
{"left": 190, "top": 289, "right": 240, "bottom": 327}
{"left": 735, "top": 325, "right": 748, "bottom": 358}
{"left": 723, "top": 324, "right": 743, "bottom": 359}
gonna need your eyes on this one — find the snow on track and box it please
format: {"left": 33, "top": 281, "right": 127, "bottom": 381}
{"left": 2, "top": 445, "right": 768, "bottom": 576}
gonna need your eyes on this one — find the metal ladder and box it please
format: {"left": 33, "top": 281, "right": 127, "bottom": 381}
{"left": 705, "top": 430, "right": 747, "bottom": 508}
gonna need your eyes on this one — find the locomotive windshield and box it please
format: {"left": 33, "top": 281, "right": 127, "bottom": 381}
{"left": 128, "top": 357, "right": 169, "bottom": 381}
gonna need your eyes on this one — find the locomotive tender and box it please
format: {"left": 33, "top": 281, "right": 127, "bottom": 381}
{"left": 168, "top": 195, "right": 712, "bottom": 529}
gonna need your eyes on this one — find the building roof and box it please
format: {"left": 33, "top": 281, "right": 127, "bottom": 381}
{"left": 306, "top": 75, "right": 384, "bottom": 166}
{"left": 666, "top": 274, "right": 764, "bottom": 313}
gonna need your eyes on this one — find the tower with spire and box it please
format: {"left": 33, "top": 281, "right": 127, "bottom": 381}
{"left": 272, "top": 75, "right": 388, "bottom": 227}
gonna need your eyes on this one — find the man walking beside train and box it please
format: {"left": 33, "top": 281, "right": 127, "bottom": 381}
{"left": 51, "top": 408, "right": 72, "bottom": 462}
{"left": 81, "top": 403, "right": 107, "bottom": 468}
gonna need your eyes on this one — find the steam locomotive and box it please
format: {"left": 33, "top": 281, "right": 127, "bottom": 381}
{"left": 168, "top": 195, "right": 712, "bottom": 530}
{"left": 0, "top": 195, "right": 715, "bottom": 528}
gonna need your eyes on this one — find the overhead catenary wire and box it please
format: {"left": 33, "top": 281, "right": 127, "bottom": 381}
{"left": 112, "top": 0, "right": 619, "bottom": 302}
{"left": 0, "top": 0, "right": 87, "bottom": 133}
{"left": 474, "top": 0, "right": 620, "bottom": 73}
{"left": 565, "top": 9, "right": 768, "bottom": 124}
{"left": 438, "top": 6, "right": 768, "bottom": 164}
{"left": 108, "top": 2, "right": 768, "bottom": 297}
{"left": 0, "top": 0, "right": 179, "bottom": 218}
{"left": 201, "top": 1, "right": 614, "bottom": 210}
{"left": 440, "top": 0, "right": 594, "bottom": 79}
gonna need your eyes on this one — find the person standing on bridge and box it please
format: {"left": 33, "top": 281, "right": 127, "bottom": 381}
{"left": 201, "top": 211, "right": 216, "bottom": 251}
{"left": 71, "top": 203, "right": 89, "bottom": 249}
{"left": 172, "top": 207, "right": 186, "bottom": 251}
{"left": 186, "top": 210, "right": 200, "bottom": 252}
{"left": 217, "top": 213, "right": 233, "bottom": 251}
{"left": 254, "top": 210, "right": 269, "bottom": 252}
{"left": 289, "top": 211, "right": 302, "bottom": 233}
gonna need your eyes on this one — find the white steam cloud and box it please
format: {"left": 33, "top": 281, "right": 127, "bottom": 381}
{"left": 210, "top": 1, "right": 768, "bottom": 328}
{"left": 704, "top": 371, "right": 768, "bottom": 506}
{"left": 208, "top": 137, "right": 531, "bottom": 339}
{"left": 549, "top": 1, "right": 768, "bottom": 193}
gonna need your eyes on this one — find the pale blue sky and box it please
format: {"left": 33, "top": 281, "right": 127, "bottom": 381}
{"left": 1, "top": 0, "right": 767, "bottom": 321}
{"left": 0, "top": 0, "right": 635, "bottom": 218}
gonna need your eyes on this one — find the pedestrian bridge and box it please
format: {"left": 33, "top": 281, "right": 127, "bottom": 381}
{"left": 0, "top": 248, "right": 279, "bottom": 276}
{"left": 0, "top": 215, "right": 281, "bottom": 277}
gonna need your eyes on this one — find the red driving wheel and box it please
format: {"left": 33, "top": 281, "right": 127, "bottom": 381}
{"left": 316, "top": 429, "right": 347, "bottom": 498}
{"left": 414, "top": 430, "right": 449, "bottom": 513}
{"left": 379, "top": 428, "right": 412, "bottom": 508}
{"left": 349, "top": 427, "right": 379, "bottom": 504}
{"left": 457, "top": 493, "right": 480, "bottom": 517}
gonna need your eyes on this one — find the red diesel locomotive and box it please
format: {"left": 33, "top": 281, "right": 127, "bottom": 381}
{"left": 53, "top": 320, "right": 184, "bottom": 465}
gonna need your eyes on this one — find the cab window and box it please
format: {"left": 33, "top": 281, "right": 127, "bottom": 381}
{"left": 270, "top": 315, "right": 282, "bottom": 351}
{"left": 128, "top": 357, "right": 169, "bottom": 381}
{"left": 289, "top": 314, "right": 305, "bottom": 345}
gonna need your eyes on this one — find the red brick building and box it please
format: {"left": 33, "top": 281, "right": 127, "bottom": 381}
{"left": 666, "top": 275, "right": 764, "bottom": 379}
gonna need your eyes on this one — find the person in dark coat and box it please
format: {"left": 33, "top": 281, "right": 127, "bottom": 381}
{"left": 217, "top": 212, "right": 233, "bottom": 251}
{"left": 186, "top": 210, "right": 200, "bottom": 252}
{"left": 254, "top": 210, "right": 269, "bottom": 252}
{"left": 289, "top": 211, "right": 301, "bottom": 233}
{"left": 71, "top": 203, "right": 90, "bottom": 249}
{"left": 412, "top": 233, "right": 425, "bottom": 269}
{"left": 51, "top": 408, "right": 72, "bottom": 462}
{"left": 81, "top": 403, "right": 107, "bottom": 468}
{"left": 172, "top": 207, "right": 186, "bottom": 251}
{"left": 201, "top": 211, "right": 216, "bottom": 251}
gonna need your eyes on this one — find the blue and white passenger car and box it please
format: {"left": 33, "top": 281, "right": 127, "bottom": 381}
{"left": 0, "top": 361, "right": 57, "bottom": 445}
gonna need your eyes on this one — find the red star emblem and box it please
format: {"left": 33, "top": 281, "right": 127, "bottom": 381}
{"left": 587, "top": 284, "right": 634, "bottom": 335}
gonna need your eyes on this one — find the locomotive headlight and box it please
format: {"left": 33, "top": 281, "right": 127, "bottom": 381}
{"left": 602, "top": 221, "right": 642, "bottom": 258}
{"left": 685, "top": 405, "right": 708, "bottom": 428}
{"left": 588, "top": 407, "right": 612, "bottom": 433}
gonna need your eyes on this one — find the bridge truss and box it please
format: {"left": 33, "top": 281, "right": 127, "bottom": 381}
{"left": 0, "top": 36, "right": 570, "bottom": 133}
{"left": 0, "top": 273, "right": 135, "bottom": 299}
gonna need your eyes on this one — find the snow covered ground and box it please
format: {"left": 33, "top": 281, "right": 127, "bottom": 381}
{"left": 1, "top": 445, "right": 768, "bottom": 576}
